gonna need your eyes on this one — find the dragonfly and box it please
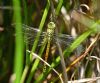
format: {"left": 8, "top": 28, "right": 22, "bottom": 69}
{"left": 22, "top": 23, "right": 74, "bottom": 47}
{"left": 22, "top": 22, "right": 74, "bottom": 71}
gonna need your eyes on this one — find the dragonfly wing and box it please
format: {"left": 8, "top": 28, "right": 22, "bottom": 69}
{"left": 22, "top": 24, "right": 41, "bottom": 37}
{"left": 24, "top": 34, "right": 45, "bottom": 45}
{"left": 52, "top": 34, "right": 74, "bottom": 48}
{"left": 22, "top": 24, "right": 46, "bottom": 45}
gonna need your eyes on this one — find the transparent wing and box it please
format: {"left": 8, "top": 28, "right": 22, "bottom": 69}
{"left": 52, "top": 33, "right": 74, "bottom": 48}
{"left": 22, "top": 24, "right": 46, "bottom": 45}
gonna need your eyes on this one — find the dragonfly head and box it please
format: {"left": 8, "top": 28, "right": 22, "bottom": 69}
{"left": 48, "top": 22, "right": 55, "bottom": 29}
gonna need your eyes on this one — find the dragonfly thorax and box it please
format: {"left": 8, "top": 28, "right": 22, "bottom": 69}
{"left": 46, "top": 22, "right": 55, "bottom": 40}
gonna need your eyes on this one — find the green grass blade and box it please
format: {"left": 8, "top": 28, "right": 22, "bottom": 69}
{"left": 30, "top": 0, "right": 50, "bottom": 61}
{"left": 55, "top": 0, "right": 63, "bottom": 16}
{"left": 26, "top": 1, "right": 50, "bottom": 83}
{"left": 12, "top": 0, "right": 24, "bottom": 83}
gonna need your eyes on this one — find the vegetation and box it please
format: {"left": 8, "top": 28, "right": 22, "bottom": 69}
{"left": 0, "top": 0, "right": 100, "bottom": 83}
